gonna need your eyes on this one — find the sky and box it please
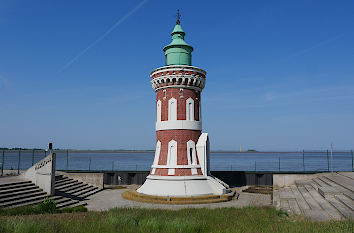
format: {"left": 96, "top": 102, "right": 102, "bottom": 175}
{"left": 0, "top": 0, "right": 353, "bottom": 151}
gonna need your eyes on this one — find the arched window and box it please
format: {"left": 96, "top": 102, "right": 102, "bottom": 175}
{"left": 167, "top": 140, "right": 177, "bottom": 175}
{"left": 168, "top": 98, "right": 177, "bottom": 121}
{"left": 156, "top": 100, "right": 161, "bottom": 122}
{"left": 186, "top": 98, "right": 194, "bottom": 121}
{"left": 187, "top": 140, "right": 196, "bottom": 165}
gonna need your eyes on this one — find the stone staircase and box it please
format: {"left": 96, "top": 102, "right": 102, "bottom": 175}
{"left": 0, "top": 175, "right": 101, "bottom": 209}
{"left": 274, "top": 172, "right": 354, "bottom": 221}
{"left": 54, "top": 175, "right": 101, "bottom": 204}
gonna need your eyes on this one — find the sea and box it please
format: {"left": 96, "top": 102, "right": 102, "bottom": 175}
{"left": 1, "top": 151, "right": 353, "bottom": 172}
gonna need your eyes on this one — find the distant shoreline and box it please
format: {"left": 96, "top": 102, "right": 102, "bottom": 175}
{"left": 1, "top": 149, "right": 349, "bottom": 153}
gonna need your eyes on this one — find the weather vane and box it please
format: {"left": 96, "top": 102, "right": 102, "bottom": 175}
{"left": 176, "top": 9, "right": 181, "bottom": 24}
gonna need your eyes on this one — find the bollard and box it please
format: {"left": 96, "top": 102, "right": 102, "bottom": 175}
{"left": 302, "top": 150, "right": 305, "bottom": 171}
{"left": 254, "top": 161, "right": 257, "bottom": 172}
{"left": 112, "top": 161, "right": 114, "bottom": 171}
{"left": 18, "top": 149, "right": 21, "bottom": 175}
{"left": 32, "top": 149, "right": 35, "bottom": 166}
{"left": 66, "top": 150, "right": 69, "bottom": 170}
{"left": 326, "top": 149, "right": 329, "bottom": 172}
{"left": 1, "top": 150, "right": 4, "bottom": 176}
{"left": 351, "top": 150, "right": 353, "bottom": 171}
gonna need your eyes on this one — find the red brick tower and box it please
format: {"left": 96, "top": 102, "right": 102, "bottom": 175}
{"left": 137, "top": 17, "right": 228, "bottom": 197}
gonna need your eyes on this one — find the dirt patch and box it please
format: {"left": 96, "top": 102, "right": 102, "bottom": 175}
{"left": 242, "top": 186, "right": 273, "bottom": 195}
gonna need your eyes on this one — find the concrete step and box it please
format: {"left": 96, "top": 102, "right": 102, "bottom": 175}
{"left": 55, "top": 179, "right": 80, "bottom": 189}
{"left": 55, "top": 177, "right": 71, "bottom": 184}
{"left": 0, "top": 190, "right": 47, "bottom": 204}
{"left": 0, "top": 182, "right": 35, "bottom": 191}
{"left": 77, "top": 187, "right": 101, "bottom": 199}
{"left": 326, "top": 196, "right": 354, "bottom": 220}
{"left": 297, "top": 185, "right": 322, "bottom": 210}
{"left": 308, "top": 180, "right": 320, "bottom": 191}
{"left": 313, "top": 178, "right": 330, "bottom": 188}
{"left": 56, "top": 199, "right": 80, "bottom": 209}
{"left": 68, "top": 186, "right": 97, "bottom": 197}
{"left": 290, "top": 185, "right": 310, "bottom": 211}
{"left": 0, "top": 180, "right": 31, "bottom": 188}
{"left": 6, "top": 197, "right": 46, "bottom": 209}
{"left": 339, "top": 172, "right": 354, "bottom": 180}
{"left": 52, "top": 196, "right": 77, "bottom": 205}
{"left": 319, "top": 177, "right": 354, "bottom": 201}
{"left": 0, "top": 185, "right": 39, "bottom": 196}
{"left": 63, "top": 201, "right": 87, "bottom": 209}
{"left": 324, "top": 173, "right": 354, "bottom": 193}
{"left": 55, "top": 175, "right": 65, "bottom": 180}
{"left": 304, "top": 184, "right": 343, "bottom": 220}
{"left": 335, "top": 194, "right": 354, "bottom": 211}
{"left": 56, "top": 183, "right": 87, "bottom": 193}
{"left": 295, "top": 180, "right": 310, "bottom": 187}
{"left": 0, "top": 193, "right": 48, "bottom": 208}
{"left": 62, "top": 184, "right": 95, "bottom": 195}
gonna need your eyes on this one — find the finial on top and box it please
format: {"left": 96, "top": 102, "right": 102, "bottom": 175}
{"left": 176, "top": 9, "right": 181, "bottom": 25}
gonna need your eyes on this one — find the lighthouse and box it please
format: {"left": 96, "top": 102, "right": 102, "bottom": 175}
{"left": 135, "top": 14, "right": 231, "bottom": 199}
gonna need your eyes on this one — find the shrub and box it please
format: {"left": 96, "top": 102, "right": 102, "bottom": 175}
{"left": 38, "top": 198, "right": 57, "bottom": 213}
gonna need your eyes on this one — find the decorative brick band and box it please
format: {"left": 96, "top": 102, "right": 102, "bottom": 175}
{"left": 150, "top": 65, "right": 206, "bottom": 92}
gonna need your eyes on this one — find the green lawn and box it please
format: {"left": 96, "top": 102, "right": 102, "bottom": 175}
{"left": 0, "top": 207, "right": 352, "bottom": 233}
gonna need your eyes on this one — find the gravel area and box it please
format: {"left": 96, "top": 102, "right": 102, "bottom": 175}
{"left": 85, "top": 186, "right": 272, "bottom": 211}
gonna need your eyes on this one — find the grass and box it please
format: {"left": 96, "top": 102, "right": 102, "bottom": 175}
{"left": 0, "top": 199, "right": 87, "bottom": 216}
{"left": 0, "top": 207, "right": 352, "bottom": 233}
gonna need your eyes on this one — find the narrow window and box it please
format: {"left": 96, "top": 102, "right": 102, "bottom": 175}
{"left": 186, "top": 98, "right": 194, "bottom": 121}
{"left": 188, "top": 102, "right": 193, "bottom": 120}
{"left": 189, "top": 148, "right": 193, "bottom": 164}
{"left": 187, "top": 140, "right": 196, "bottom": 165}
{"left": 168, "top": 98, "right": 177, "bottom": 121}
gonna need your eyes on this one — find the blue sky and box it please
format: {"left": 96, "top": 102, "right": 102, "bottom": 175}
{"left": 0, "top": 0, "right": 353, "bottom": 150}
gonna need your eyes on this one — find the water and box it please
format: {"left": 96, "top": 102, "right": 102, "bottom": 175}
{"left": 1, "top": 151, "right": 353, "bottom": 172}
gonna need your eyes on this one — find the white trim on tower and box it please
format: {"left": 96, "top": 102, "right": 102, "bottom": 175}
{"left": 167, "top": 140, "right": 177, "bottom": 175}
{"left": 156, "top": 100, "right": 161, "bottom": 122}
{"left": 186, "top": 98, "right": 194, "bottom": 121}
{"left": 187, "top": 140, "right": 198, "bottom": 175}
{"left": 156, "top": 120, "right": 201, "bottom": 131}
{"left": 151, "top": 141, "right": 161, "bottom": 174}
{"left": 168, "top": 98, "right": 177, "bottom": 121}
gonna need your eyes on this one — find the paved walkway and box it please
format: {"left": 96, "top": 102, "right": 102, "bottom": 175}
{"left": 85, "top": 186, "right": 271, "bottom": 211}
{"left": 274, "top": 172, "right": 354, "bottom": 221}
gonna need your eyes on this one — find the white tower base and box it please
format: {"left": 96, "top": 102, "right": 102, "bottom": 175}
{"left": 136, "top": 133, "right": 231, "bottom": 197}
{"left": 137, "top": 175, "right": 228, "bottom": 197}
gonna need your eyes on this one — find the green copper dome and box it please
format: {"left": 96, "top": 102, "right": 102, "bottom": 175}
{"left": 163, "top": 23, "right": 193, "bottom": 66}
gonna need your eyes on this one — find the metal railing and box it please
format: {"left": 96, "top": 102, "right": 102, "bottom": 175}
{"left": 1, "top": 149, "right": 353, "bottom": 175}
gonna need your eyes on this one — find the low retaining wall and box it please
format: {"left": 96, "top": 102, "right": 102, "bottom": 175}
{"left": 103, "top": 171, "right": 274, "bottom": 187}
{"left": 104, "top": 171, "right": 149, "bottom": 186}
{"left": 58, "top": 171, "right": 104, "bottom": 189}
